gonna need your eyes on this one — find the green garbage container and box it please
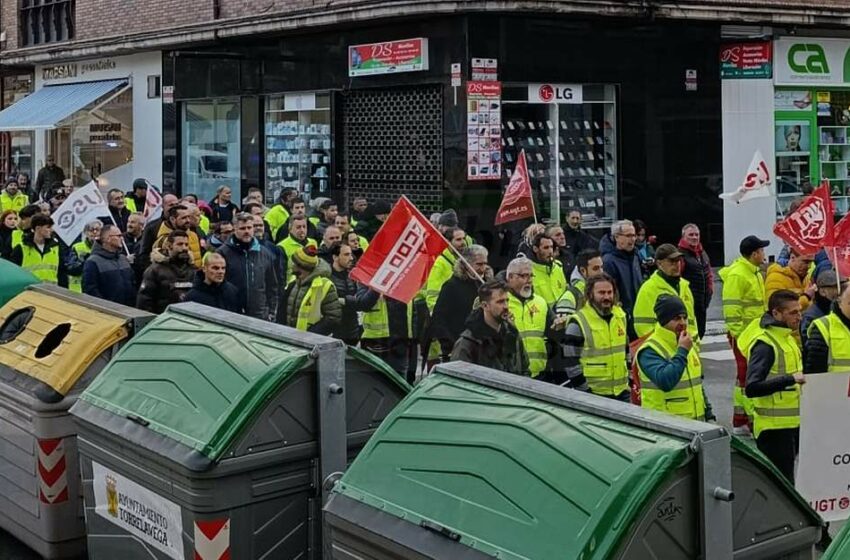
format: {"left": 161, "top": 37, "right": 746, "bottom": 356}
{"left": 0, "top": 259, "right": 38, "bottom": 308}
{"left": 70, "top": 302, "right": 410, "bottom": 560}
{"left": 823, "top": 520, "right": 850, "bottom": 559}
{"left": 324, "top": 361, "right": 822, "bottom": 560}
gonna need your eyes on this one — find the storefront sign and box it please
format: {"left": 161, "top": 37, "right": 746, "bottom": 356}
{"left": 720, "top": 42, "right": 772, "bottom": 79}
{"left": 42, "top": 64, "right": 78, "bottom": 81}
{"left": 471, "top": 58, "right": 498, "bottom": 82}
{"left": 80, "top": 59, "right": 117, "bottom": 75}
{"left": 527, "top": 83, "right": 583, "bottom": 104}
{"left": 348, "top": 38, "right": 429, "bottom": 77}
{"left": 451, "top": 63, "right": 462, "bottom": 87}
{"left": 162, "top": 85, "right": 174, "bottom": 104}
{"left": 685, "top": 69, "right": 698, "bottom": 91}
{"left": 775, "top": 37, "right": 850, "bottom": 86}
{"left": 797, "top": 372, "right": 850, "bottom": 522}
{"left": 467, "top": 81, "right": 502, "bottom": 181}
{"left": 92, "top": 462, "right": 184, "bottom": 560}
{"left": 89, "top": 123, "right": 122, "bottom": 143}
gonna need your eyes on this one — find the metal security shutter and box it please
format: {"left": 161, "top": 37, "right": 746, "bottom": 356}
{"left": 342, "top": 86, "right": 443, "bottom": 212}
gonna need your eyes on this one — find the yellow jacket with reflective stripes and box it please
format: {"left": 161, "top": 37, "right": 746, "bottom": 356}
{"left": 0, "top": 191, "right": 28, "bottom": 213}
{"left": 508, "top": 291, "right": 549, "bottom": 377}
{"left": 531, "top": 259, "right": 567, "bottom": 307}
{"left": 425, "top": 251, "right": 456, "bottom": 312}
{"left": 570, "top": 304, "right": 629, "bottom": 396}
{"left": 637, "top": 325, "right": 705, "bottom": 420}
{"left": 68, "top": 240, "right": 93, "bottom": 293}
{"left": 720, "top": 257, "right": 765, "bottom": 338}
{"left": 740, "top": 322, "right": 801, "bottom": 438}
{"left": 633, "top": 272, "right": 698, "bottom": 339}
{"left": 809, "top": 313, "right": 850, "bottom": 372}
{"left": 278, "top": 236, "right": 318, "bottom": 284}
{"left": 295, "top": 276, "right": 335, "bottom": 331}
{"left": 20, "top": 243, "right": 59, "bottom": 283}
{"left": 362, "top": 296, "right": 413, "bottom": 340}
{"left": 266, "top": 204, "right": 291, "bottom": 241}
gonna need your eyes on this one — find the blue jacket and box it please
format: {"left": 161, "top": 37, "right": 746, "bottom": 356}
{"left": 602, "top": 248, "right": 643, "bottom": 336}
{"left": 637, "top": 344, "right": 689, "bottom": 392}
{"left": 82, "top": 243, "right": 136, "bottom": 306}
{"left": 217, "top": 237, "right": 279, "bottom": 320}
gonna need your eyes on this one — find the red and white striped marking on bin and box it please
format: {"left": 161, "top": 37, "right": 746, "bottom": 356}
{"left": 194, "top": 518, "right": 230, "bottom": 560}
{"left": 37, "top": 438, "right": 68, "bottom": 504}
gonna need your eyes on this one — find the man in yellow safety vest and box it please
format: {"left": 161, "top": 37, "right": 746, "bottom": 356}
{"left": 278, "top": 245, "right": 341, "bottom": 335}
{"left": 10, "top": 214, "right": 67, "bottom": 286}
{"left": 805, "top": 281, "right": 850, "bottom": 374}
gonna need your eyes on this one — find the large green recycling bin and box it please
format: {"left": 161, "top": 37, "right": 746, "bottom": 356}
{"left": 70, "top": 302, "right": 410, "bottom": 560}
{"left": 0, "top": 259, "right": 38, "bottom": 307}
{"left": 823, "top": 521, "right": 850, "bottom": 559}
{"left": 324, "top": 361, "right": 822, "bottom": 560}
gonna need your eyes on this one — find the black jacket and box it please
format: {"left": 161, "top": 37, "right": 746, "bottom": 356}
{"left": 745, "top": 313, "right": 798, "bottom": 398}
{"left": 107, "top": 206, "right": 131, "bottom": 233}
{"left": 211, "top": 202, "right": 239, "bottom": 225}
{"left": 184, "top": 271, "right": 241, "bottom": 313}
{"left": 679, "top": 244, "right": 712, "bottom": 312}
{"left": 804, "top": 302, "right": 850, "bottom": 374}
{"left": 429, "top": 274, "right": 480, "bottom": 358}
{"left": 330, "top": 268, "right": 380, "bottom": 342}
{"left": 0, "top": 226, "right": 13, "bottom": 260}
{"left": 82, "top": 243, "right": 136, "bottom": 306}
{"left": 136, "top": 251, "right": 195, "bottom": 313}
{"left": 35, "top": 164, "right": 65, "bottom": 192}
{"left": 602, "top": 248, "right": 643, "bottom": 339}
{"left": 217, "top": 237, "right": 279, "bottom": 320}
{"left": 135, "top": 216, "right": 165, "bottom": 274}
{"left": 450, "top": 308, "right": 529, "bottom": 376}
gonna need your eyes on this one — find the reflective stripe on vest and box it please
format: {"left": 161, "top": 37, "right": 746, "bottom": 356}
{"left": 721, "top": 258, "right": 765, "bottom": 337}
{"left": 20, "top": 243, "right": 59, "bottom": 283}
{"left": 633, "top": 272, "right": 697, "bottom": 339}
{"left": 571, "top": 306, "right": 629, "bottom": 396}
{"left": 637, "top": 327, "right": 705, "bottom": 420}
{"left": 745, "top": 327, "right": 801, "bottom": 438}
{"left": 508, "top": 292, "right": 548, "bottom": 377}
{"left": 295, "top": 277, "right": 334, "bottom": 331}
{"left": 362, "top": 297, "right": 390, "bottom": 339}
{"left": 810, "top": 314, "right": 850, "bottom": 372}
{"left": 531, "top": 260, "right": 567, "bottom": 307}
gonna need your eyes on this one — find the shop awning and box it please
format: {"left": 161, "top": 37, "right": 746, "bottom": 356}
{"left": 0, "top": 79, "right": 128, "bottom": 131}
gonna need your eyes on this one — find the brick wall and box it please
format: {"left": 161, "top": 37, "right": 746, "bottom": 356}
{"left": 1, "top": 0, "right": 20, "bottom": 51}
{"left": 74, "top": 0, "right": 213, "bottom": 42}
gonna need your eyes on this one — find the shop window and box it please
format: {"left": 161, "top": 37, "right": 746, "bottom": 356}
{"left": 20, "top": 0, "right": 75, "bottom": 47}
{"left": 502, "top": 84, "right": 618, "bottom": 226}
{"left": 1, "top": 74, "right": 34, "bottom": 181}
{"left": 264, "top": 92, "right": 331, "bottom": 205}
{"left": 182, "top": 99, "right": 241, "bottom": 204}
{"left": 58, "top": 85, "right": 133, "bottom": 186}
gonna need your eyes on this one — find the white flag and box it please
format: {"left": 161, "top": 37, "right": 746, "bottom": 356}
{"left": 50, "top": 181, "right": 109, "bottom": 245}
{"left": 720, "top": 150, "right": 772, "bottom": 204}
{"left": 142, "top": 180, "right": 163, "bottom": 223}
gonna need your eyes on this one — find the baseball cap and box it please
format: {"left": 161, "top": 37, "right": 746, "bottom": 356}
{"left": 655, "top": 243, "right": 683, "bottom": 261}
{"left": 739, "top": 235, "right": 770, "bottom": 256}
{"left": 816, "top": 269, "right": 838, "bottom": 289}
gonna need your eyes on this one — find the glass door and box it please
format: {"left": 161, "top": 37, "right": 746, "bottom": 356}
{"left": 182, "top": 99, "right": 241, "bottom": 204}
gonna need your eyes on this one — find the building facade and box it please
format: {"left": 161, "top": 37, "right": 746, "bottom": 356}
{"left": 2, "top": 1, "right": 849, "bottom": 264}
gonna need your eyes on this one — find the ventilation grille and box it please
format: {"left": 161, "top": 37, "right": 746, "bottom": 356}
{"left": 342, "top": 86, "right": 443, "bottom": 212}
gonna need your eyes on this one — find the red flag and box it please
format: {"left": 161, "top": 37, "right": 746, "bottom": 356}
{"left": 773, "top": 182, "right": 834, "bottom": 255}
{"left": 350, "top": 196, "right": 450, "bottom": 303}
{"left": 828, "top": 214, "right": 850, "bottom": 278}
{"left": 495, "top": 150, "right": 536, "bottom": 225}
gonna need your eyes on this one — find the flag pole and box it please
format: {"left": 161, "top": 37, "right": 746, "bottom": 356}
{"left": 833, "top": 246, "right": 842, "bottom": 290}
{"left": 105, "top": 211, "right": 132, "bottom": 256}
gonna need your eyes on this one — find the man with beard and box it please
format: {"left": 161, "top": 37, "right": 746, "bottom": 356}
{"left": 265, "top": 187, "right": 298, "bottom": 243}
{"left": 318, "top": 225, "right": 342, "bottom": 265}
{"left": 278, "top": 215, "right": 318, "bottom": 283}
{"left": 555, "top": 273, "right": 629, "bottom": 401}
{"left": 555, "top": 249, "right": 604, "bottom": 317}
{"left": 430, "top": 245, "right": 491, "bottom": 361}
{"left": 602, "top": 219, "right": 643, "bottom": 340}
{"left": 505, "top": 256, "right": 559, "bottom": 378}
{"left": 451, "top": 279, "right": 529, "bottom": 375}
{"left": 529, "top": 233, "right": 567, "bottom": 307}
{"left": 124, "top": 212, "right": 144, "bottom": 257}
{"left": 136, "top": 192, "right": 179, "bottom": 273}
{"left": 278, "top": 197, "right": 320, "bottom": 243}
{"left": 800, "top": 270, "right": 840, "bottom": 350}
{"left": 330, "top": 242, "right": 380, "bottom": 346}
{"left": 633, "top": 244, "right": 698, "bottom": 340}
{"left": 218, "top": 213, "right": 279, "bottom": 320}
{"left": 137, "top": 230, "right": 195, "bottom": 313}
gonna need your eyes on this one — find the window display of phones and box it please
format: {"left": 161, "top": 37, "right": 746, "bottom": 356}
{"left": 264, "top": 93, "right": 332, "bottom": 205}
{"left": 501, "top": 85, "right": 617, "bottom": 224}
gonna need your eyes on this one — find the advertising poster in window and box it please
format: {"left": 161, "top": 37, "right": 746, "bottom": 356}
{"left": 467, "top": 81, "right": 502, "bottom": 181}
{"left": 775, "top": 122, "right": 810, "bottom": 156}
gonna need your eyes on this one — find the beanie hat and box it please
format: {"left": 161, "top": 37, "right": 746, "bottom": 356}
{"left": 292, "top": 245, "right": 319, "bottom": 271}
{"left": 438, "top": 209, "right": 459, "bottom": 227}
{"left": 654, "top": 295, "right": 687, "bottom": 325}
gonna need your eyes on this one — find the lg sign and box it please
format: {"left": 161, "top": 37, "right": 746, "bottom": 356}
{"left": 528, "top": 83, "right": 583, "bottom": 104}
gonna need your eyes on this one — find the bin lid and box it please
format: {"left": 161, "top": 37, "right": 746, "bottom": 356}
{"left": 78, "top": 309, "right": 312, "bottom": 462}
{"left": 333, "top": 371, "right": 691, "bottom": 560}
{"left": 824, "top": 517, "right": 850, "bottom": 559}
{"left": 0, "top": 260, "right": 38, "bottom": 308}
{"left": 0, "top": 289, "right": 128, "bottom": 396}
